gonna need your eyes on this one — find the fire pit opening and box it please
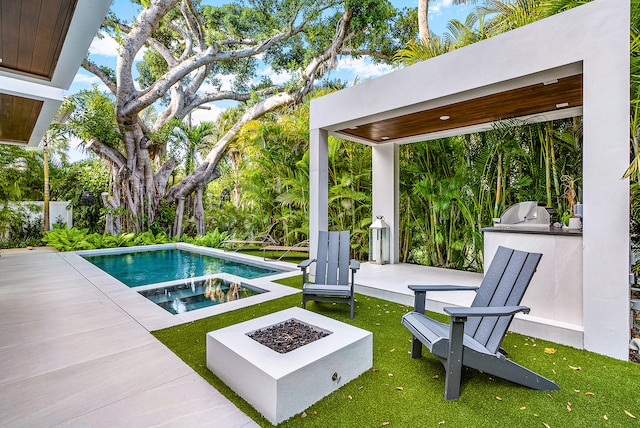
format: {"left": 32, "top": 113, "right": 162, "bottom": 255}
{"left": 247, "top": 318, "right": 332, "bottom": 354}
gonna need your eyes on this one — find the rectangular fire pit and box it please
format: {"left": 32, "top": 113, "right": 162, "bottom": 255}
{"left": 206, "top": 307, "right": 372, "bottom": 425}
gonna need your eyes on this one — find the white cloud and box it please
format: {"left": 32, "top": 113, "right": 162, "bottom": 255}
{"left": 68, "top": 71, "right": 110, "bottom": 93}
{"left": 89, "top": 33, "right": 146, "bottom": 61}
{"left": 72, "top": 73, "right": 102, "bottom": 85}
{"left": 88, "top": 34, "right": 119, "bottom": 57}
{"left": 189, "top": 104, "right": 225, "bottom": 125}
{"left": 259, "top": 66, "right": 293, "bottom": 85}
{"left": 431, "top": 0, "right": 455, "bottom": 15}
{"left": 335, "top": 57, "right": 393, "bottom": 80}
{"left": 198, "top": 74, "right": 237, "bottom": 93}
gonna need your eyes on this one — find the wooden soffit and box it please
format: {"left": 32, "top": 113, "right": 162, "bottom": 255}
{"left": 337, "top": 74, "right": 583, "bottom": 143}
{"left": 0, "top": 93, "right": 43, "bottom": 144}
{"left": 0, "top": 0, "right": 77, "bottom": 80}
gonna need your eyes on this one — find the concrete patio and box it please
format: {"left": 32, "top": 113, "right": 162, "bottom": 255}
{"left": 0, "top": 248, "right": 483, "bottom": 426}
{"left": 0, "top": 249, "right": 259, "bottom": 427}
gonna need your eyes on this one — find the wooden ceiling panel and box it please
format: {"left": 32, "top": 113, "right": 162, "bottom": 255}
{"left": 0, "top": 93, "right": 43, "bottom": 144}
{"left": 0, "top": 0, "right": 77, "bottom": 79}
{"left": 338, "top": 74, "right": 583, "bottom": 143}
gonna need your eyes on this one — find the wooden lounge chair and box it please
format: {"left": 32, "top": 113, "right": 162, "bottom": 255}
{"left": 222, "top": 221, "right": 279, "bottom": 250}
{"left": 298, "top": 231, "right": 360, "bottom": 319}
{"left": 401, "top": 246, "right": 559, "bottom": 400}
{"left": 262, "top": 240, "right": 309, "bottom": 261}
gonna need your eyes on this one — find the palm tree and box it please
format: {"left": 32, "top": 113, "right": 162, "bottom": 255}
{"left": 418, "top": 0, "right": 478, "bottom": 43}
{"left": 41, "top": 107, "right": 72, "bottom": 232}
{"left": 169, "top": 121, "right": 215, "bottom": 236}
{"left": 169, "top": 122, "right": 214, "bottom": 176}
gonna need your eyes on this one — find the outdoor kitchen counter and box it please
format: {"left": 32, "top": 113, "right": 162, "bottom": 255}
{"left": 482, "top": 226, "right": 584, "bottom": 349}
{"left": 481, "top": 226, "right": 582, "bottom": 236}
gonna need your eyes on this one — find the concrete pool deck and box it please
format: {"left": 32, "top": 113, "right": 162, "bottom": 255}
{"left": 0, "top": 247, "right": 483, "bottom": 426}
{"left": 0, "top": 250, "right": 260, "bottom": 427}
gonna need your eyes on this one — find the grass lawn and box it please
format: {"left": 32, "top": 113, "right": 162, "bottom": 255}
{"left": 153, "top": 276, "right": 640, "bottom": 427}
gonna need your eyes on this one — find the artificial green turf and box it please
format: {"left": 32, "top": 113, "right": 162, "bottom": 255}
{"left": 152, "top": 276, "right": 640, "bottom": 427}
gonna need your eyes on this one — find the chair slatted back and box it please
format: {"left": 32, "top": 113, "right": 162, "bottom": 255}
{"left": 465, "top": 246, "right": 542, "bottom": 354}
{"left": 314, "top": 231, "right": 351, "bottom": 286}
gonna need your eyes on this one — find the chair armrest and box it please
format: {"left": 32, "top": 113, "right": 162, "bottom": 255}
{"left": 298, "top": 258, "right": 316, "bottom": 287}
{"left": 408, "top": 285, "right": 479, "bottom": 313}
{"left": 349, "top": 259, "right": 360, "bottom": 271}
{"left": 408, "top": 285, "right": 479, "bottom": 292}
{"left": 444, "top": 305, "right": 530, "bottom": 320}
{"left": 297, "top": 258, "right": 315, "bottom": 269}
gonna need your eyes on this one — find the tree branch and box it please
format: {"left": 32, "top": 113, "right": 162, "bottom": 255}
{"left": 192, "top": 86, "right": 281, "bottom": 105}
{"left": 117, "top": 0, "right": 179, "bottom": 108}
{"left": 85, "top": 137, "right": 127, "bottom": 170}
{"left": 121, "top": 24, "right": 305, "bottom": 117}
{"left": 339, "top": 48, "right": 394, "bottom": 61}
{"left": 164, "top": 7, "right": 356, "bottom": 203}
{"left": 179, "top": 0, "right": 205, "bottom": 48}
{"left": 81, "top": 59, "right": 117, "bottom": 95}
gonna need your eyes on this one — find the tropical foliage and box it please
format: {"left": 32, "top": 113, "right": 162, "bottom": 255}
{"left": 60, "top": 0, "right": 414, "bottom": 237}
{"left": 42, "top": 225, "right": 230, "bottom": 252}
{"left": 207, "top": 92, "right": 372, "bottom": 259}
{"left": 5, "top": 0, "right": 636, "bottom": 276}
{"left": 0, "top": 145, "right": 48, "bottom": 248}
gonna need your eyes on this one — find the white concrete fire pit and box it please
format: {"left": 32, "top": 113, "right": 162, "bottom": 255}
{"left": 206, "top": 307, "right": 372, "bottom": 425}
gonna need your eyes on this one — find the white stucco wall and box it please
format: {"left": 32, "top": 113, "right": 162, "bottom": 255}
{"left": 309, "top": 0, "right": 630, "bottom": 359}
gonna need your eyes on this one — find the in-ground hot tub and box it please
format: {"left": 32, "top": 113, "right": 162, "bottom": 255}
{"left": 206, "top": 307, "right": 372, "bottom": 425}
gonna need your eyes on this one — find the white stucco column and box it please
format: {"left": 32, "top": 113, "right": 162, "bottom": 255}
{"left": 309, "top": 128, "right": 329, "bottom": 262}
{"left": 581, "top": 3, "right": 630, "bottom": 359}
{"left": 372, "top": 143, "right": 400, "bottom": 263}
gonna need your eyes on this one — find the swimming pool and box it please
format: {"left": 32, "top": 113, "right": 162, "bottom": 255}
{"left": 138, "top": 276, "right": 265, "bottom": 314}
{"left": 83, "top": 248, "right": 281, "bottom": 287}
{"left": 71, "top": 244, "right": 299, "bottom": 327}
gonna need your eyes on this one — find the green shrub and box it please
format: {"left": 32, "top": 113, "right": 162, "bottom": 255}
{"left": 43, "top": 227, "right": 177, "bottom": 251}
{"left": 43, "top": 226, "right": 93, "bottom": 251}
{"left": 182, "top": 228, "right": 231, "bottom": 248}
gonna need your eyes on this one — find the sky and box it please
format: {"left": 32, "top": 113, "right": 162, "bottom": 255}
{"left": 66, "top": 0, "right": 476, "bottom": 159}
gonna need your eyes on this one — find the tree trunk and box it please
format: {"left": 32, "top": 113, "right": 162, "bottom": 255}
{"left": 418, "top": 0, "right": 430, "bottom": 43}
{"left": 194, "top": 184, "right": 205, "bottom": 235}
{"left": 102, "top": 192, "right": 122, "bottom": 235}
{"left": 174, "top": 197, "right": 185, "bottom": 239}
{"left": 82, "top": 4, "right": 359, "bottom": 235}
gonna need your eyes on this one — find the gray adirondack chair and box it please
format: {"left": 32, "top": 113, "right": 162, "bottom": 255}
{"left": 401, "top": 246, "right": 559, "bottom": 399}
{"left": 299, "top": 231, "right": 360, "bottom": 319}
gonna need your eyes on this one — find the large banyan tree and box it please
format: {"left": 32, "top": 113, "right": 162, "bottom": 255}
{"left": 65, "top": 0, "right": 412, "bottom": 235}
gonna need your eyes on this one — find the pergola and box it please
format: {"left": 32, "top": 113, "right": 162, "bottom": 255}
{"left": 309, "top": 0, "right": 630, "bottom": 359}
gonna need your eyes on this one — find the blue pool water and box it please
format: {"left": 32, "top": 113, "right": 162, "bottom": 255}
{"left": 138, "top": 277, "right": 264, "bottom": 314}
{"left": 83, "top": 249, "right": 280, "bottom": 287}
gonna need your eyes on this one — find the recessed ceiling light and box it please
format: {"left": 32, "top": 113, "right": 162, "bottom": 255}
{"left": 381, "top": 136, "right": 390, "bottom": 140}
{"left": 543, "top": 79, "right": 558, "bottom": 85}
{"left": 556, "top": 102, "right": 569, "bottom": 108}
{"left": 439, "top": 115, "right": 450, "bottom": 121}
{"left": 349, "top": 126, "right": 359, "bottom": 130}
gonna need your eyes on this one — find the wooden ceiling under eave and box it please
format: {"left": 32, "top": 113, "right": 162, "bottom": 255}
{"left": 0, "top": 94, "right": 43, "bottom": 143}
{"left": 0, "top": 0, "right": 78, "bottom": 145}
{"left": 337, "top": 73, "right": 583, "bottom": 144}
{"left": 0, "top": 0, "right": 77, "bottom": 80}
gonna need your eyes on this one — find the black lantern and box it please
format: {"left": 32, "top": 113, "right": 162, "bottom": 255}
{"left": 80, "top": 191, "right": 96, "bottom": 206}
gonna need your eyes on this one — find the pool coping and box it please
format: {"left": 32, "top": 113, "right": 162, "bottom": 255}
{"left": 67, "top": 244, "right": 301, "bottom": 331}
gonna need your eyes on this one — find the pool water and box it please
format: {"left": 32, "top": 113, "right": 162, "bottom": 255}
{"left": 83, "top": 249, "right": 280, "bottom": 287}
{"left": 138, "top": 277, "right": 264, "bottom": 314}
